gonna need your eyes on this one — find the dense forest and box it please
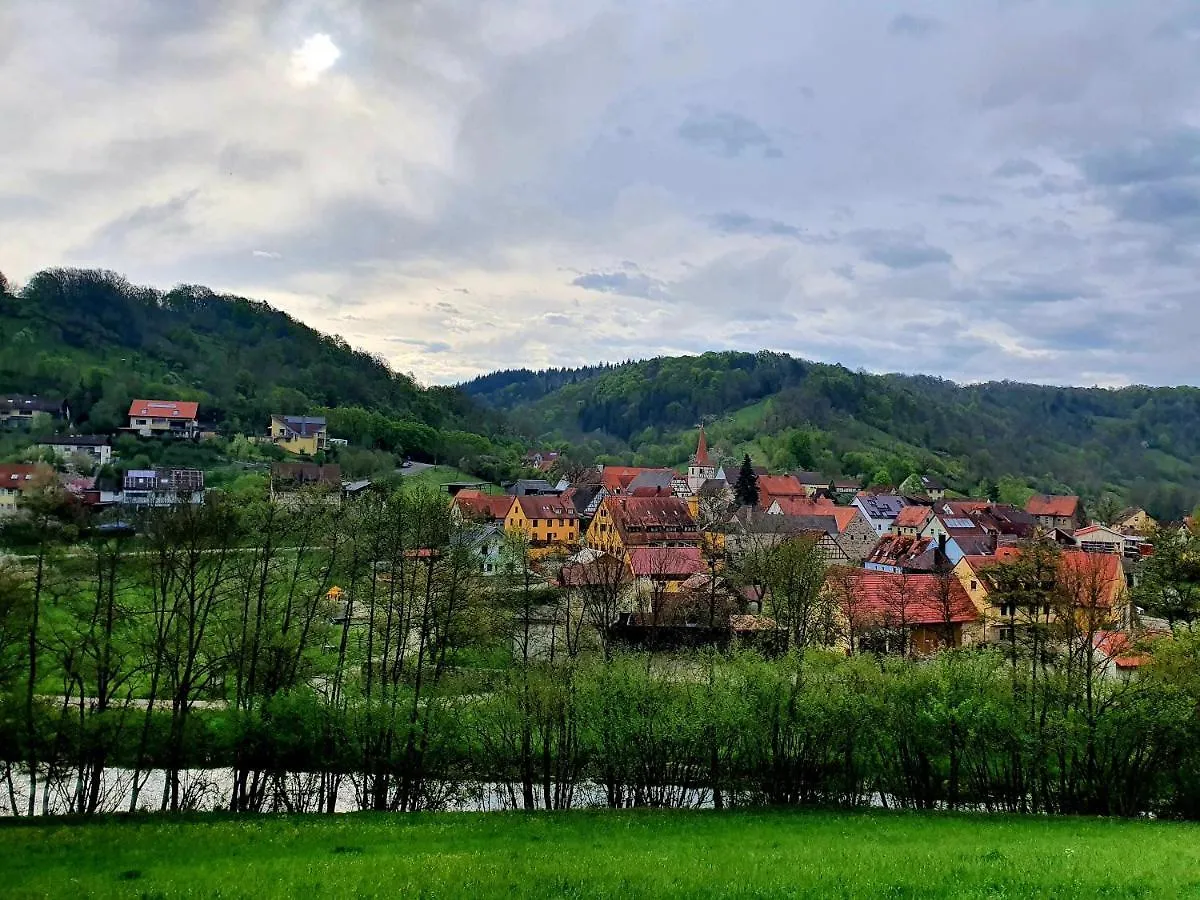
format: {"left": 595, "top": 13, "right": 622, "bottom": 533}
{"left": 463, "top": 352, "right": 1200, "bottom": 518}
{"left": 0, "top": 268, "right": 526, "bottom": 478}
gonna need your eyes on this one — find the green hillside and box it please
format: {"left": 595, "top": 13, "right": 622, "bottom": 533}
{"left": 463, "top": 351, "right": 1200, "bottom": 518}
{"left": 0, "top": 267, "right": 526, "bottom": 480}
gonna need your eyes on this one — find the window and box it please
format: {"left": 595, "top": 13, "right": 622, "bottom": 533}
{"left": 999, "top": 604, "right": 1014, "bottom": 617}
{"left": 998, "top": 626, "right": 1013, "bottom": 642}
{"left": 970, "top": 580, "right": 978, "bottom": 591}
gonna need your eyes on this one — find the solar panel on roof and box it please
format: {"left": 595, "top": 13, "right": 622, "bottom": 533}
{"left": 943, "top": 518, "right": 975, "bottom": 529}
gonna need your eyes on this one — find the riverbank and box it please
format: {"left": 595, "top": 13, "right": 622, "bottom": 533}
{"left": 5, "top": 808, "right": 1200, "bottom": 898}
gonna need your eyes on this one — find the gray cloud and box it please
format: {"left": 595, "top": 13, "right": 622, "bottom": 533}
{"left": 572, "top": 270, "right": 666, "bottom": 300}
{"left": 709, "top": 211, "right": 803, "bottom": 238}
{"left": 677, "top": 109, "right": 780, "bottom": 159}
{"left": 2, "top": 0, "right": 1200, "bottom": 387}
{"left": 854, "top": 231, "right": 953, "bottom": 269}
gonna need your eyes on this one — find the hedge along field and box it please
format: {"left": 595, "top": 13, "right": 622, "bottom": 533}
{"left": 6, "top": 809, "right": 1200, "bottom": 899}
{"left": 5, "top": 488, "right": 1200, "bottom": 820}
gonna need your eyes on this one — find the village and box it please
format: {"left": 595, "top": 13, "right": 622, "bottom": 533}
{"left": 0, "top": 392, "right": 1180, "bottom": 677}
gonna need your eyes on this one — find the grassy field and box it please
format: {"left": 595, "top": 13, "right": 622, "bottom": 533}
{"left": 5, "top": 808, "right": 1200, "bottom": 898}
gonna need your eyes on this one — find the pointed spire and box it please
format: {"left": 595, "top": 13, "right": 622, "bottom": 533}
{"left": 694, "top": 425, "right": 711, "bottom": 467}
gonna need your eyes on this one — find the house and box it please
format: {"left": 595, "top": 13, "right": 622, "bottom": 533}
{"left": 625, "top": 470, "right": 678, "bottom": 497}
{"left": 766, "top": 496, "right": 836, "bottom": 516}
{"left": 1025, "top": 494, "right": 1085, "bottom": 533}
{"left": 918, "top": 475, "right": 946, "bottom": 500}
{"left": 270, "top": 462, "right": 342, "bottom": 500}
{"left": 967, "top": 503, "right": 1036, "bottom": 542}
{"left": 506, "top": 479, "right": 560, "bottom": 496}
{"left": 832, "top": 480, "right": 861, "bottom": 501}
{"left": 523, "top": 450, "right": 560, "bottom": 472}
{"left": 853, "top": 492, "right": 909, "bottom": 536}
{"left": 794, "top": 471, "right": 831, "bottom": 497}
{"left": 756, "top": 474, "right": 808, "bottom": 510}
{"left": 893, "top": 505, "right": 932, "bottom": 536}
{"left": 865, "top": 534, "right": 940, "bottom": 574}
{"left": 0, "top": 463, "right": 55, "bottom": 516}
{"left": 504, "top": 494, "right": 580, "bottom": 555}
{"left": 0, "top": 395, "right": 66, "bottom": 427}
{"left": 126, "top": 400, "right": 200, "bottom": 439}
{"left": 686, "top": 426, "right": 718, "bottom": 494}
{"left": 122, "top": 469, "right": 205, "bottom": 506}
{"left": 828, "top": 569, "right": 979, "bottom": 654}
{"left": 953, "top": 548, "right": 1128, "bottom": 644}
{"left": 561, "top": 483, "right": 603, "bottom": 520}
{"left": 916, "top": 512, "right": 996, "bottom": 564}
{"left": 599, "top": 465, "right": 671, "bottom": 495}
{"left": 585, "top": 495, "right": 699, "bottom": 555}
{"left": 267, "top": 415, "right": 328, "bottom": 455}
{"left": 723, "top": 507, "right": 852, "bottom": 566}
{"left": 456, "top": 523, "right": 505, "bottom": 575}
{"left": 1115, "top": 507, "right": 1156, "bottom": 536}
{"left": 626, "top": 546, "right": 709, "bottom": 593}
{"left": 451, "top": 489, "right": 514, "bottom": 525}
{"left": 1074, "top": 523, "right": 1143, "bottom": 559}
{"left": 1092, "top": 630, "right": 1159, "bottom": 678}
{"left": 36, "top": 434, "right": 112, "bottom": 466}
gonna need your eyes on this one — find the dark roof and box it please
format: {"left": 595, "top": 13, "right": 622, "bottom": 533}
{"left": 0, "top": 395, "right": 62, "bottom": 414}
{"left": 39, "top": 434, "right": 108, "bottom": 447}
{"left": 919, "top": 475, "right": 946, "bottom": 490}
{"left": 856, "top": 493, "right": 907, "bottom": 518}
{"left": 626, "top": 470, "right": 677, "bottom": 494}
{"left": 278, "top": 415, "right": 326, "bottom": 437}
{"left": 794, "top": 471, "right": 829, "bottom": 485}
{"left": 507, "top": 479, "right": 559, "bottom": 496}
{"left": 866, "top": 534, "right": 938, "bottom": 572}
{"left": 272, "top": 462, "right": 342, "bottom": 486}
{"left": 562, "top": 483, "right": 602, "bottom": 516}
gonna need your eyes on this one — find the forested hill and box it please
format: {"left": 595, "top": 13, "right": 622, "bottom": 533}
{"left": 462, "top": 352, "right": 1200, "bottom": 518}
{"left": 0, "top": 267, "right": 521, "bottom": 471}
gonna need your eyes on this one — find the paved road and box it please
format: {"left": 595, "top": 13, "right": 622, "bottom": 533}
{"left": 397, "top": 461, "right": 435, "bottom": 477}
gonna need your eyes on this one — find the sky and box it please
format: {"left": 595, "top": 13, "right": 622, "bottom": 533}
{"left": 3, "top": 1, "right": 1200, "bottom": 388}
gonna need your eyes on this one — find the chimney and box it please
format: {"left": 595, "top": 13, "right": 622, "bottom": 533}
{"left": 935, "top": 533, "right": 949, "bottom": 571}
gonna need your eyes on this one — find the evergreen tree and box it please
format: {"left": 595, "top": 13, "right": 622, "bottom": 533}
{"left": 734, "top": 454, "right": 760, "bottom": 507}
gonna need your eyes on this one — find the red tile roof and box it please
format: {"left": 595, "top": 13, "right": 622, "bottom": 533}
{"left": 601, "top": 466, "right": 665, "bottom": 493}
{"left": 835, "top": 570, "right": 978, "bottom": 627}
{"left": 128, "top": 399, "right": 199, "bottom": 419}
{"left": 769, "top": 496, "right": 836, "bottom": 517}
{"left": 1025, "top": 494, "right": 1080, "bottom": 518}
{"left": 1093, "top": 631, "right": 1153, "bottom": 669}
{"left": 514, "top": 495, "right": 579, "bottom": 521}
{"left": 829, "top": 507, "right": 864, "bottom": 533}
{"left": 693, "top": 426, "right": 711, "bottom": 467}
{"left": 895, "top": 506, "right": 932, "bottom": 528}
{"left": 0, "top": 463, "right": 51, "bottom": 494}
{"left": 605, "top": 496, "right": 699, "bottom": 546}
{"left": 453, "top": 490, "right": 513, "bottom": 521}
{"left": 627, "top": 546, "right": 707, "bottom": 578}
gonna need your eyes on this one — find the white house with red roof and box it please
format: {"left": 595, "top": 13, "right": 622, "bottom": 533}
{"left": 126, "top": 399, "right": 200, "bottom": 439}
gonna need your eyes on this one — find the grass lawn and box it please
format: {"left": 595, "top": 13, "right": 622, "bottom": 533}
{"left": 5, "top": 808, "right": 1200, "bottom": 898}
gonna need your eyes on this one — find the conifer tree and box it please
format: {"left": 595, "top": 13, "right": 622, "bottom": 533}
{"left": 734, "top": 454, "right": 759, "bottom": 507}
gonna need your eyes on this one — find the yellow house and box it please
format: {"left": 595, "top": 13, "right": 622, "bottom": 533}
{"left": 0, "top": 463, "right": 55, "bottom": 517}
{"left": 585, "top": 495, "right": 700, "bottom": 555}
{"left": 268, "top": 415, "right": 328, "bottom": 456}
{"left": 1115, "top": 507, "right": 1156, "bottom": 536}
{"left": 504, "top": 495, "right": 580, "bottom": 557}
{"left": 954, "top": 547, "right": 1128, "bottom": 643}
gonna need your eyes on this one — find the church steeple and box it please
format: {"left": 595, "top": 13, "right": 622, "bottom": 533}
{"left": 687, "top": 424, "right": 716, "bottom": 493}
{"left": 693, "top": 425, "right": 711, "bottom": 467}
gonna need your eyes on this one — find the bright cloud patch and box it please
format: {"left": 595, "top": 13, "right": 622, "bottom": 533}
{"left": 289, "top": 33, "right": 341, "bottom": 85}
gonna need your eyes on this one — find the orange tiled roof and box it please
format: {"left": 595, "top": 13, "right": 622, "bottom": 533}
{"left": 834, "top": 570, "right": 978, "bottom": 626}
{"left": 1025, "top": 494, "right": 1080, "bottom": 518}
{"left": 895, "top": 506, "right": 932, "bottom": 528}
{"left": 453, "top": 490, "right": 513, "bottom": 521}
{"left": 128, "top": 399, "right": 199, "bottom": 419}
{"left": 770, "top": 496, "right": 836, "bottom": 516}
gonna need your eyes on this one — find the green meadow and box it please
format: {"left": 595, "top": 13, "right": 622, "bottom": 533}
{"left": 5, "top": 809, "right": 1199, "bottom": 899}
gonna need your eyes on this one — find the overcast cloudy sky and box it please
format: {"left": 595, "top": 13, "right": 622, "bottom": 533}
{"left": 3, "top": 1, "right": 1200, "bottom": 387}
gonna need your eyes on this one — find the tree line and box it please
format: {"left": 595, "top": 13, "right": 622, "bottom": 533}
{"left": 1, "top": 486, "right": 1199, "bottom": 818}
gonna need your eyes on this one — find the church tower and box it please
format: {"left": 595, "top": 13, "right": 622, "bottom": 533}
{"left": 687, "top": 425, "right": 717, "bottom": 493}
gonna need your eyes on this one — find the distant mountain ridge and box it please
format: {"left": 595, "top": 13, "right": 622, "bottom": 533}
{"left": 462, "top": 351, "right": 1200, "bottom": 519}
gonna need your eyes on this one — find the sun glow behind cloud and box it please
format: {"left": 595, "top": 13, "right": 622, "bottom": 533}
{"left": 289, "top": 33, "right": 340, "bottom": 85}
